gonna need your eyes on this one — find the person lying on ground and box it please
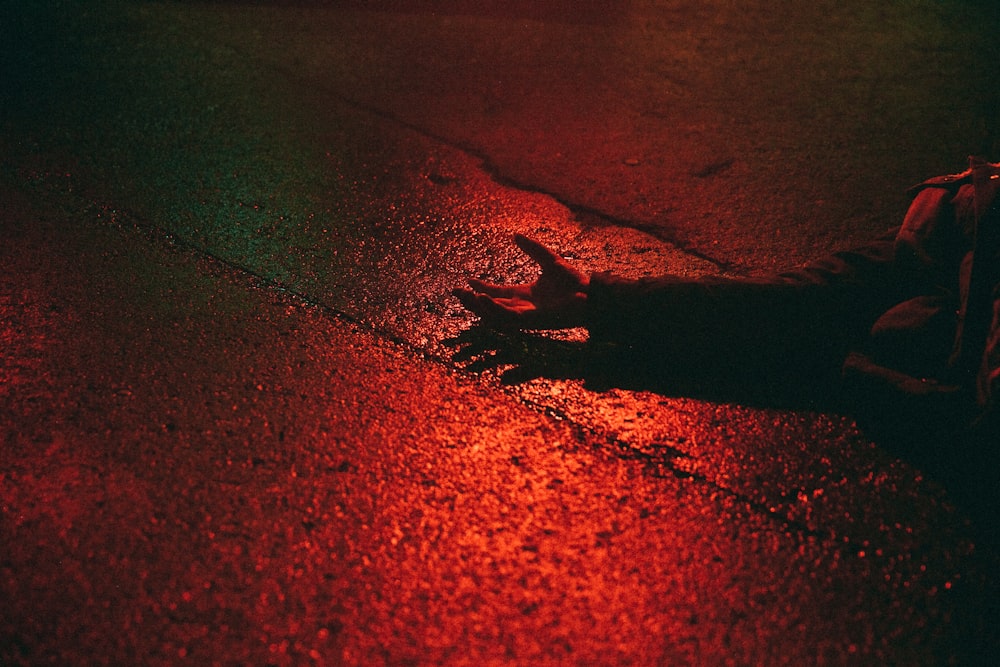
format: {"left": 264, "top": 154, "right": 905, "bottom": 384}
{"left": 454, "top": 158, "right": 1000, "bottom": 438}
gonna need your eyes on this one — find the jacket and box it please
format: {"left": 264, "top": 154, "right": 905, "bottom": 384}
{"left": 586, "top": 158, "right": 1000, "bottom": 433}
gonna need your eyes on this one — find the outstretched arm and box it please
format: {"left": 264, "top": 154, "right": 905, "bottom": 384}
{"left": 453, "top": 234, "right": 589, "bottom": 329}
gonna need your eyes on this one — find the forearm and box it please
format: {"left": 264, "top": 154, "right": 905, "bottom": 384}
{"left": 585, "top": 233, "right": 908, "bottom": 376}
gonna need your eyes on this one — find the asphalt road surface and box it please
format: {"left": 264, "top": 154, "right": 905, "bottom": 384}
{"left": 3, "top": 1, "right": 1000, "bottom": 664}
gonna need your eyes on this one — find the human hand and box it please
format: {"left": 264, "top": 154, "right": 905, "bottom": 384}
{"left": 453, "top": 234, "right": 589, "bottom": 329}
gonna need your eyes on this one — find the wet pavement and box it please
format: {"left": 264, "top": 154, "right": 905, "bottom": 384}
{"left": 3, "top": 0, "right": 1000, "bottom": 664}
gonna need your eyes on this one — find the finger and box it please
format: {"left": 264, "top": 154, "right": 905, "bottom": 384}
{"left": 476, "top": 294, "right": 525, "bottom": 323}
{"left": 453, "top": 289, "right": 529, "bottom": 325}
{"left": 453, "top": 287, "right": 507, "bottom": 315}
{"left": 490, "top": 296, "right": 534, "bottom": 313}
{"left": 452, "top": 287, "right": 480, "bottom": 311}
{"left": 468, "top": 277, "right": 530, "bottom": 299}
{"left": 514, "top": 234, "right": 564, "bottom": 270}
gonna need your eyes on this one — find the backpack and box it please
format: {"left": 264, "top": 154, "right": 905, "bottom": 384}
{"left": 844, "top": 157, "right": 1000, "bottom": 436}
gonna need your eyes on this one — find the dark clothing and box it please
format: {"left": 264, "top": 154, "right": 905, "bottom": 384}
{"left": 585, "top": 158, "right": 1000, "bottom": 434}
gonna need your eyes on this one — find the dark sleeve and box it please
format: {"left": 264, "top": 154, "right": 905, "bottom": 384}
{"left": 585, "top": 231, "right": 910, "bottom": 381}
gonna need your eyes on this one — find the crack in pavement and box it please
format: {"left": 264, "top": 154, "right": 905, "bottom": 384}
{"left": 332, "top": 91, "right": 741, "bottom": 275}
{"left": 235, "top": 45, "right": 740, "bottom": 274}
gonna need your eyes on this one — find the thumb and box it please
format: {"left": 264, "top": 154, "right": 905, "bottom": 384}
{"left": 514, "top": 234, "right": 564, "bottom": 270}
